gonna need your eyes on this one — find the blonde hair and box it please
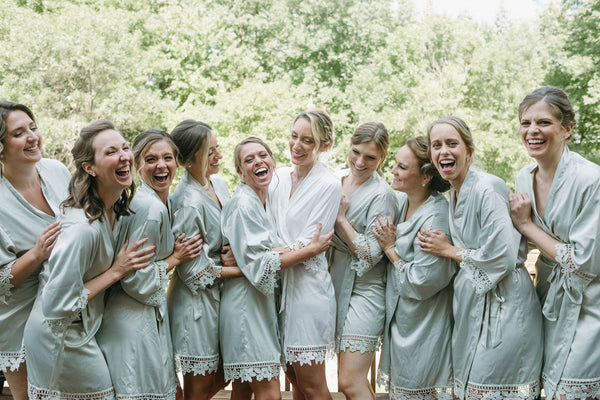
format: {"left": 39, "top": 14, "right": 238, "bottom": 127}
{"left": 350, "top": 121, "right": 389, "bottom": 169}
{"left": 292, "top": 109, "right": 334, "bottom": 155}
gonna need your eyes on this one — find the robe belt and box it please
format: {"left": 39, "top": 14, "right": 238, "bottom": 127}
{"left": 542, "top": 266, "right": 582, "bottom": 322}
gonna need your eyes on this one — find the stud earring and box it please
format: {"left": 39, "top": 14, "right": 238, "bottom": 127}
{"left": 91, "top": 172, "right": 96, "bottom": 177}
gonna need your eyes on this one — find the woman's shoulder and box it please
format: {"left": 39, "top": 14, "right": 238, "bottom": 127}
{"left": 38, "top": 158, "right": 71, "bottom": 181}
{"left": 565, "top": 148, "right": 600, "bottom": 182}
{"left": 470, "top": 167, "right": 509, "bottom": 197}
{"left": 59, "top": 207, "right": 101, "bottom": 239}
{"left": 130, "top": 187, "right": 167, "bottom": 222}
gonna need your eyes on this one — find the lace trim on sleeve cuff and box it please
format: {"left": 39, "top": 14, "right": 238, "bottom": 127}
{"left": 45, "top": 287, "right": 91, "bottom": 336}
{"left": 0, "top": 264, "right": 14, "bottom": 304}
{"left": 146, "top": 260, "right": 169, "bottom": 307}
{"left": 555, "top": 243, "right": 595, "bottom": 283}
{"left": 350, "top": 233, "right": 375, "bottom": 277}
{"left": 184, "top": 258, "right": 222, "bottom": 294}
{"left": 288, "top": 240, "right": 321, "bottom": 272}
{"left": 255, "top": 251, "right": 282, "bottom": 296}
{"left": 458, "top": 249, "right": 494, "bottom": 295}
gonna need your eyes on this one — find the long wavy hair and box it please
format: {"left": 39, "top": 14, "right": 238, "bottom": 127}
{"left": 62, "top": 119, "right": 135, "bottom": 223}
{"left": 405, "top": 136, "right": 450, "bottom": 193}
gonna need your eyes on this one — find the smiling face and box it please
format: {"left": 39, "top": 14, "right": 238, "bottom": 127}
{"left": 289, "top": 117, "right": 316, "bottom": 168}
{"left": 1, "top": 110, "right": 42, "bottom": 167}
{"left": 138, "top": 139, "right": 177, "bottom": 199}
{"left": 348, "top": 141, "right": 381, "bottom": 181}
{"left": 206, "top": 133, "right": 222, "bottom": 177}
{"left": 391, "top": 145, "right": 426, "bottom": 193}
{"left": 429, "top": 123, "right": 471, "bottom": 188}
{"left": 88, "top": 129, "right": 134, "bottom": 193}
{"left": 520, "top": 101, "right": 571, "bottom": 165}
{"left": 238, "top": 142, "right": 275, "bottom": 192}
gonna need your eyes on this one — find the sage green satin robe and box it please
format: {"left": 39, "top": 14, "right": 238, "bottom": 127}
{"left": 515, "top": 147, "right": 600, "bottom": 400}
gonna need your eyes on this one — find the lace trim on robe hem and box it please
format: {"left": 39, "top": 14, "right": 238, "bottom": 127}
{"left": 28, "top": 383, "right": 116, "bottom": 400}
{"left": 350, "top": 233, "right": 374, "bottom": 277}
{"left": 146, "top": 261, "right": 169, "bottom": 307}
{"left": 453, "top": 378, "right": 540, "bottom": 400}
{"left": 255, "top": 251, "right": 282, "bottom": 295}
{"left": 284, "top": 343, "right": 335, "bottom": 366}
{"left": 223, "top": 362, "right": 280, "bottom": 383}
{"left": 389, "top": 383, "right": 454, "bottom": 400}
{"left": 0, "top": 264, "right": 14, "bottom": 304}
{"left": 0, "top": 347, "right": 25, "bottom": 372}
{"left": 184, "top": 258, "right": 222, "bottom": 294}
{"left": 115, "top": 390, "right": 177, "bottom": 400}
{"left": 45, "top": 287, "right": 91, "bottom": 336}
{"left": 336, "top": 334, "right": 380, "bottom": 354}
{"left": 175, "top": 354, "right": 219, "bottom": 376}
{"left": 555, "top": 243, "right": 595, "bottom": 283}
{"left": 458, "top": 249, "right": 494, "bottom": 295}
{"left": 287, "top": 241, "right": 321, "bottom": 272}
{"left": 543, "top": 373, "right": 600, "bottom": 400}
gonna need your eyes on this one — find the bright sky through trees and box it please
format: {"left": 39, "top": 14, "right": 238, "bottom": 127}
{"left": 413, "top": 0, "right": 550, "bottom": 23}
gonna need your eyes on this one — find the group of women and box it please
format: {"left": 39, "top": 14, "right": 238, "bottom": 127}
{"left": 0, "top": 85, "right": 598, "bottom": 400}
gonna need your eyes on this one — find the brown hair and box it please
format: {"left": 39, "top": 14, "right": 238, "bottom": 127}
{"left": 292, "top": 109, "right": 334, "bottom": 155}
{"left": 234, "top": 137, "right": 275, "bottom": 180}
{"left": 427, "top": 116, "right": 475, "bottom": 155}
{"left": 132, "top": 129, "right": 179, "bottom": 171}
{"left": 405, "top": 136, "right": 450, "bottom": 193}
{"left": 518, "top": 86, "right": 576, "bottom": 140}
{"left": 170, "top": 119, "right": 212, "bottom": 186}
{"left": 0, "top": 101, "right": 37, "bottom": 170}
{"left": 350, "top": 121, "right": 389, "bottom": 169}
{"left": 62, "top": 119, "right": 134, "bottom": 223}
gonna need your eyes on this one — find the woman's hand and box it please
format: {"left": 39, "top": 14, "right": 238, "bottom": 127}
{"left": 172, "top": 233, "right": 203, "bottom": 264}
{"left": 31, "top": 221, "right": 62, "bottom": 262}
{"left": 309, "top": 222, "right": 335, "bottom": 256}
{"left": 417, "top": 229, "right": 452, "bottom": 258}
{"left": 221, "top": 245, "right": 238, "bottom": 267}
{"left": 111, "top": 237, "right": 155, "bottom": 278}
{"left": 336, "top": 193, "right": 350, "bottom": 222}
{"left": 372, "top": 215, "right": 396, "bottom": 255}
{"left": 509, "top": 192, "right": 533, "bottom": 231}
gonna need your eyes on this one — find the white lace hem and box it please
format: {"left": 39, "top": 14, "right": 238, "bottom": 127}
{"left": 255, "top": 251, "right": 281, "bottom": 296}
{"left": 284, "top": 343, "right": 334, "bottom": 366}
{"left": 336, "top": 334, "right": 380, "bottom": 354}
{"left": 454, "top": 378, "right": 540, "bottom": 400}
{"left": 350, "top": 233, "right": 375, "bottom": 277}
{"left": 115, "top": 390, "right": 177, "bottom": 400}
{"left": 223, "top": 361, "right": 280, "bottom": 383}
{"left": 543, "top": 373, "right": 600, "bottom": 400}
{"left": 45, "top": 287, "right": 91, "bottom": 336}
{"left": 555, "top": 243, "right": 594, "bottom": 283}
{"left": 0, "top": 347, "right": 25, "bottom": 372}
{"left": 288, "top": 241, "right": 321, "bottom": 272}
{"left": 146, "top": 261, "right": 169, "bottom": 307}
{"left": 389, "top": 383, "right": 453, "bottom": 400}
{"left": 184, "top": 258, "right": 222, "bottom": 294}
{"left": 175, "top": 354, "right": 219, "bottom": 376}
{"left": 458, "top": 249, "right": 494, "bottom": 295}
{"left": 0, "top": 263, "right": 14, "bottom": 304}
{"left": 28, "top": 383, "right": 115, "bottom": 400}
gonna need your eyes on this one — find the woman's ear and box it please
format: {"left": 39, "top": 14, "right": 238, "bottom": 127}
{"left": 81, "top": 161, "right": 96, "bottom": 177}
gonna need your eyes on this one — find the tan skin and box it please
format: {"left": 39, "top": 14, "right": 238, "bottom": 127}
{"left": 230, "top": 142, "right": 333, "bottom": 400}
{"left": 334, "top": 140, "right": 386, "bottom": 400}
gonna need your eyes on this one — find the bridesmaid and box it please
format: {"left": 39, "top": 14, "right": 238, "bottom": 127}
{"left": 372, "top": 136, "right": 454, "bottom": 399}
{"left": 97, "top": 129, "right": 203, "bottom": 400}
{"left": 220, "top": 137, "right": 333, "bottom": 400}
{"left": 419, "top": 116, "right": 543, "bottom": 400}
{"left": 23, "top": 119, "right": 155, "bottom": 399}
{"left": 168, "top": 120, "right": 241, "bottom": 400}
{"left": 328, "top": 122, "right": 399, "bottom": 400}
{"left": 511, "top": 86, "right": 600, "bottom": 400}
{"left": 0, "top": 101, "right": 70, "bottom": 400}
{"left": 270, "top": 109, "right": 341, "bottom": 399}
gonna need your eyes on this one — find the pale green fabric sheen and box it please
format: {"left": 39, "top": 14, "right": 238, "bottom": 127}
{"left": 515, "top": 147, "right": 600, "bottom": 400}
{"left": 0, "top": 159, "right": 70, "bottom": 372}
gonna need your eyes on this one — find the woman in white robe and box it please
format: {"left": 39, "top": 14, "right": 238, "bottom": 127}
{"left": 328, "top": 122, "right": 399, "bottom": 400}
{"left": 270, "top": 109, "right": 341, "bottom": 399}
{"left": 97, "top": 129, "right": 203, "bottom": 400}
{"left": 168, "top": 120, "right": 241, "bottom": 400}
{"left": 220, "top": 137, "right": 333, "bottom": 400}
{"left": 510, "top": 86, "right": 600, "bottom": 400}
{"left": 372, "top": 136, "right": 455, "bottom": 400}
{"left": 0, "top": 101, "right": 70, "bottom": 400}
{"left": 420, "top": 116, "right": 543, "bottom": 400}
{"left": 24, "top": 119, "right": 155, "bottom": 399}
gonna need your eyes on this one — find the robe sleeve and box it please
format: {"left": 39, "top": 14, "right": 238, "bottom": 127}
{"left": 171, "top": 205, "right": 221, "bottom": 295}
{"left": 393, "top": 215, "right": 455, "bottom": 300}
{"left": 119, "top": 218, "right": 170, "bottom": 307}
{"left": 41, "top": 223, "right": 94, "bottom": 335}
{"left": 0, "top": 226, "right": 17, "bottom": 304}
{"left": 222, "top": 202, "right": 281, "bottom": 296}
{"left": 350, "top": 190, "right": 398, "bottom": 277}
{"left": 457, "top": 189, "right": 519, "bottom": 295}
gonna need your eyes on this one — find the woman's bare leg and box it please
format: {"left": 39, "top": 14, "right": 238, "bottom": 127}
{"left": 337, "top": 350, "right": 375, "bottom": 400}
{"left": 4, "top": 365, "right": 29, "bottom": 400}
